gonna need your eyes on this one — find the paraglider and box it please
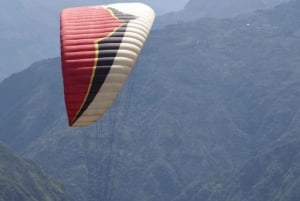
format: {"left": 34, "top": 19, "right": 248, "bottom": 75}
{"left": 60, "top": 3, "right": 155, "bottom": 201}
{"left": 60, "top": 3, "right": 155, "bottom": 126}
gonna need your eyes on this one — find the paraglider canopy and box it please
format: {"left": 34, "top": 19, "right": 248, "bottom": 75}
{"left": 60, "top": 3, "right": 155, "bottom": 126}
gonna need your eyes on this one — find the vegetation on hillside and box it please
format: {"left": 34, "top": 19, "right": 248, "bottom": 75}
{"left": 0, "top": 1, "right": 299, "bottom": 201}
{"left": 175, "top": 140, "right": 300, "bottom": 201}
{"left": 0, "top": 142, "right": 73, "bottom": 201}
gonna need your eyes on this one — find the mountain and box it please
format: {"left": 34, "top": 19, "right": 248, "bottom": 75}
{"left": 185, "top": 0, "right": 290, "bottom": 17}
{"left": 155, "top": 0, "right": 291, "bottom": 28}
{"left": 0, "top": 141, "right": 72, "bottom": 201}
{"left": 0, "top": 59, "right": 65, "bottom": 150}
{"left": 218, "top": 141, "right": 300, "bottom": 201}
{"left": 0, "top": 0, "right": 187, "bottom": 81}
{"left": 0, "top": 0, "right": 300, "bottom": 201}
{"left": 0, "top": 0, "right": 291, "bottom": 81}
{"left": 175, "top": 140, "right": 300, "bottom": 201}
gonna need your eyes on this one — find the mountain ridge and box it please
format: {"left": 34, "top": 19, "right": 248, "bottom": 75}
{"left": 154, "top": 0, "right": 291, "bottom": 28}
{"left": 0, "top": 0, "right": 300, "bottom": 201}
{"left": 0, "top": 141, "right": 73, "bottom": 201}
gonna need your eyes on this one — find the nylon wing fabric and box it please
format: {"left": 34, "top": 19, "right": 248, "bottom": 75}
{"left": 60, "top": 3, "right": 155, "bottom": 126}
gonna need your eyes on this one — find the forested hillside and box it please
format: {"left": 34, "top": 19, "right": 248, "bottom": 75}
{"left": 0, "top": 0, "right": 299, "bottom": 201}
{"left": 0, "top": 142, "right": 72, "bottom": 201}
{"left": 175, "top": 140, "right": 300, "bottom": 201}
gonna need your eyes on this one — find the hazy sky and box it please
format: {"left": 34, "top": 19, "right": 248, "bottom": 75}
{"left": 99, "top": 0, "right": 189, "bottom": 14}
{"left": 18, "top": 0, "right": 190, "bottom": 15}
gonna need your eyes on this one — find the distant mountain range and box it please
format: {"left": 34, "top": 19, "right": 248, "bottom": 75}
{"left": 0, "top": 0, "right": 300, "bottom": 201}
{"left": 155, "top": 0, "right": 291, "bottom": 28}
{"left": 0, "top": 0, "right": 186, "bottom": 81}
{"left": 0, "top": 0, "right": 292, "bottom": 81}
{"left": 185, "top": 0, "right": 290, "bottom": 17}
{"left": 0, "top": 142, "right": 72, "bottom": 201}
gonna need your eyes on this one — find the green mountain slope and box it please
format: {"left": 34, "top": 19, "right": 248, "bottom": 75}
{"left": 0, "top": 59, "right": 65, "bottom": 150}
{"left": 222, "top": 141, "right": 300, "bottom": 201}
{"left": 0, "top": 141, "right": 72, "bottom": 201}
{"left": 0, "top": 1, "right": 299, "bottom": 201}
{"left": 175, "top": 140, "right": 300, "bottom": 201}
